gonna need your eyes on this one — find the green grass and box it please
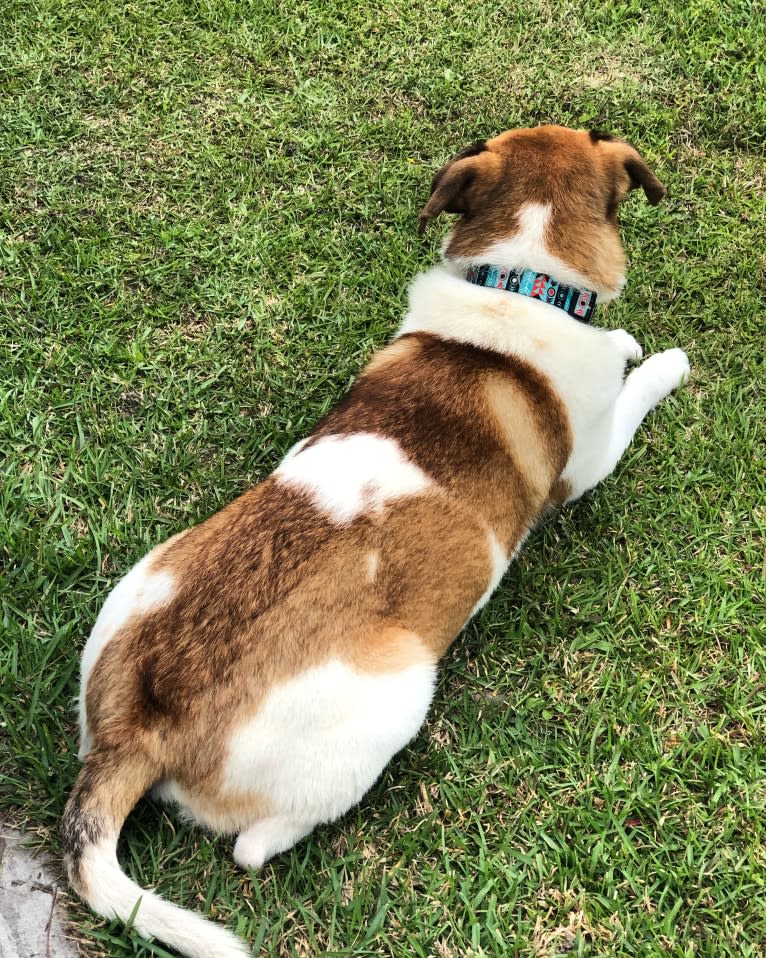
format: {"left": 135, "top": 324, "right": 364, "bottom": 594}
{"left": 1, "top": 0, "right": 764, "bottom": 955}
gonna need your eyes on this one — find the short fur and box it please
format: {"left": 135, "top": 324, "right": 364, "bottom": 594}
{"left": 63, "top": 124, "right": 690, "bottom": 957}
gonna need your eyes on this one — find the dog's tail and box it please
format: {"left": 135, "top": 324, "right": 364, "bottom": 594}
{"left": 62, "top": 745, "right": 249, "bottom": 958}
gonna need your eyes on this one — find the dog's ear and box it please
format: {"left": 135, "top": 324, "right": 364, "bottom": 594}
{"left": 624, "top": 154, "right": 666, "bottom": 205}
{"left": 418, "top": 142, "right": 496, "bottom": 234}
{"left": 592, "top": 133, "right": 666, "bottom": 206}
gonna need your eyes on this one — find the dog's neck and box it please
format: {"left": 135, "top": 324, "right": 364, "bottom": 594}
{"left": 398, "top": 266, "right": 608, "bottom": 359}
{"left": 442, "top": 202, "right": 625, "bottom": 304}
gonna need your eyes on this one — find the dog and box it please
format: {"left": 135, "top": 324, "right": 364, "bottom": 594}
{"left": 63, "top": 125, "right": 690, "bottom": 958}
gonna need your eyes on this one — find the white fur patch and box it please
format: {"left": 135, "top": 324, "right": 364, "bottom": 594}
{"left": 78, "top": 554, "right": 175, "bottom": 757}
{"left": 366, "top": 550, "right": 380, "bottom": 582}
{"left": 274, "top": 432, "right": 431, "bottom": 523}
{"left": 401, "top": 266, "right": 625, "bottom": 416}
{"left": 223, "top": 658, "right": 437, "bottom": 824}
{"left": 281, "top": 436, "right": 309, "bottom": 462}
{"left": 468, "top": 530, "right": 510, "bottom": 619}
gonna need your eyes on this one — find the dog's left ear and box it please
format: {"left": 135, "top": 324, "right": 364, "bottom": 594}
{"left": 418, "top": 142, "right": 498, "bottom": 234}
{"left": 624, "top": 154, "right": 667, "bottom": 205}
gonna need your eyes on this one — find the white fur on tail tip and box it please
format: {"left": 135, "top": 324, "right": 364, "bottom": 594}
{"left": 80, "top": 838, "right": 249, "bottom": 958}
{"left": 274, "top": 432, "right": 431, "bottom": 523}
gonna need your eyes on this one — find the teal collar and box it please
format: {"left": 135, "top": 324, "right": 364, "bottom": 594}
{"left": 466, "top": 264, "right": 597, "bottom": 323}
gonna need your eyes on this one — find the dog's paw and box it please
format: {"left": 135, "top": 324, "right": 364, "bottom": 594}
{"left": 233, "top": 816, "right": 313, "bottom": 871}
{"left": 233, "top": 828, "right": 270, "bottom": 870}
{"left": 635, "top": 347, "right": 691, "bottom": 404}
{"left": 646, "top": 347, "right": 690, "bottom": 387}
{"left": 607, "top": 328, "right": 643, "bottom": 364}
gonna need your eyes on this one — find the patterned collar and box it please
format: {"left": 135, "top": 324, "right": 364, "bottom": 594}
{"left": 466, "top": 264, "right": 597, "bottom": 323}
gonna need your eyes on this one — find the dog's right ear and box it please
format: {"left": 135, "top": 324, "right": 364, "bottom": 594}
{"left": 418, "top": 142, "right": 495, "bottom": 235}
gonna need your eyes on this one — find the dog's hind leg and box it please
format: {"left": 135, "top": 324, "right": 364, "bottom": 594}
{"left": 233, "top": 817, "right": 316, "bottom": 870}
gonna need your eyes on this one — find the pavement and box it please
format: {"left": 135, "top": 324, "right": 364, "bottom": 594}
{"left": 0, "top": 827, "right": 79, "bottom": 958}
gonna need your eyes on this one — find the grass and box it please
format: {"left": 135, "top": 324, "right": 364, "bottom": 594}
{"left": 1, "top": 0, "right": 764, "bottom": 955}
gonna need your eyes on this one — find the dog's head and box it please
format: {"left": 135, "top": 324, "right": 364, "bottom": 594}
{"left": 419, "top": 125, "right": 665, "bottom": 300}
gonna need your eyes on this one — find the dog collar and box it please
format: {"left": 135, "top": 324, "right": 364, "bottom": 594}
{"left": 466, "top": 264, "right": 597, "bottom": 323}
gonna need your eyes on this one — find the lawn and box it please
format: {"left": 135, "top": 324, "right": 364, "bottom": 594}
{"left": 1, "top": 0, "right": 764, "bottom": 956}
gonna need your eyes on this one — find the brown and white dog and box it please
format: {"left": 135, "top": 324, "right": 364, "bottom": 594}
{"left": 63, "top": 125, "right": 690, "bottom": 958}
